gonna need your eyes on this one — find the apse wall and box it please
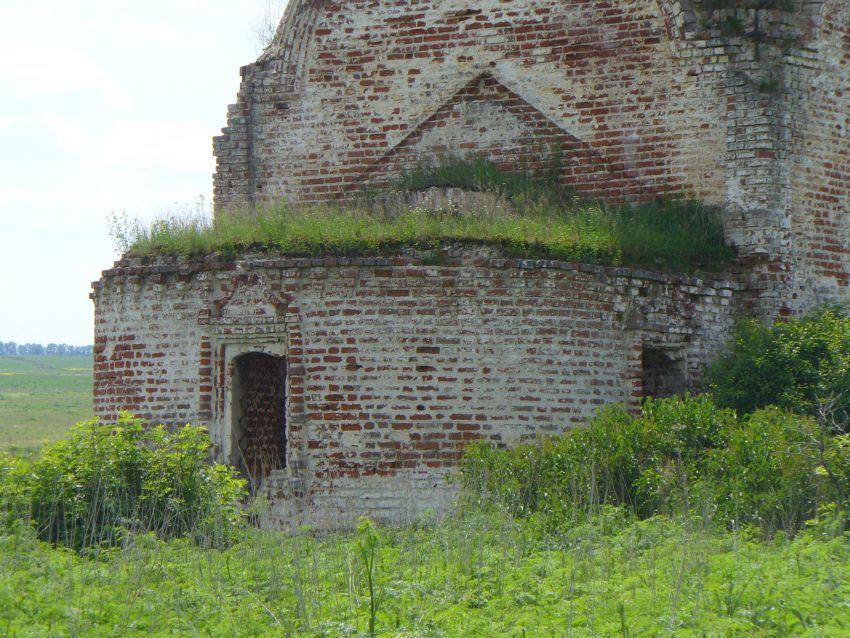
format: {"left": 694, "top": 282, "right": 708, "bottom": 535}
{"left": 92, "top": 247, "right": 740, "bottom": 525}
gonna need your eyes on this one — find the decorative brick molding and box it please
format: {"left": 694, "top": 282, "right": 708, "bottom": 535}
{"left": 214, "top": 0, "right": 716, "bottom": 211}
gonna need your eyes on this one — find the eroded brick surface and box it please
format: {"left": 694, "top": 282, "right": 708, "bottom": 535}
{"left": 215, "top": 0, "right": 723, "bottom": 209}
{"left": 92, "top": 248, "right": 740, "bottom": 527}
{"left": 213, "top": 0, "right": 850, "bottom": 315}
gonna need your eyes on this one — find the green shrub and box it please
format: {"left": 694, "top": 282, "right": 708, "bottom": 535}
{"left": 0, "top": 453, "right": 32, "bottom": 529}
{"left": 823, "top": 434, "right": 850, "bottom": 510}
{"left": 706, "top": 408, "right": 828, "bottom": 535}
{"left": 460, "top": 395, "right": 736, "bottom": 527}
{"left": 460, "top": 396, "right": 850, "bottom": 537}
{"left": 18, "top": 413, "right": 246, "bottom": 550}
{"left": 708, "top": 305, "right": 850, "bottom": 428}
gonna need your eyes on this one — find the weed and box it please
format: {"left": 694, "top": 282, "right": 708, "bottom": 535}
{"left": 1, "top": 508, "right": 849, "bottom": 636}
{"left": 116, "top": 161, "right": 733, "bottom": 274}
{"left": 357, "top": 517, "right": 380, "bottom": 636}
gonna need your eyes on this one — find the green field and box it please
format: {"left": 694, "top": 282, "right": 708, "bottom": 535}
{"left": 0, "top": 356, "right": 93, "bottom": 455}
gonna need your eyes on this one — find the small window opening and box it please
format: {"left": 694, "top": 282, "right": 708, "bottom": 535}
{"left": 641, "top": 347, "right": 686, "bottom": 399}
{"left": 231, "top": 353, "right": 287, "bottom": 489}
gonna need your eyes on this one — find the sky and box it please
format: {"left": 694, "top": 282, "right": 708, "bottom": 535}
{"left": 0, "top": 0, "right": 287, "bottom": 346}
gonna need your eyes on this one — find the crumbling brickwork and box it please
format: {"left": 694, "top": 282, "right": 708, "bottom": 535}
{"left": 214, "top": 0, "right": 726, "bottom": 209}
{"left": 93, "top": 1, "right": 850, "bottom": 527}
{"left": 213, "top": 0, "right": 850, "bottom": 317}
{"left": 787, "top": 0, "right": 850, "bottom": 307}
{"left": 92, "top": 247, "right": 739, "bottom": 526}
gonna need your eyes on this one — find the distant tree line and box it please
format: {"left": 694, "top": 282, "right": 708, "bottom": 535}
{"left": 0, "top": 342, "right": 93, "bottom": 356}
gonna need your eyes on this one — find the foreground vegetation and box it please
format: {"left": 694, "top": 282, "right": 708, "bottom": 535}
{"left": 2, "top": 308, "right": 850, "bottom": 636}
{"left": 709, "top": 305, "right": 850, "bottom": 429}
{"left": 1, "top": 506, "right": 848, "bottom": 637}
{"left": 111, "top": 159, "right": 733, "bottom": 272}
{"left": 0, "top": 355, "right": 92, "bottom": 455}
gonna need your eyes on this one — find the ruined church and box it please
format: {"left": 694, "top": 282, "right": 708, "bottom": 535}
{"left": 93, "top": 1, "right": 850, "bottom": 527}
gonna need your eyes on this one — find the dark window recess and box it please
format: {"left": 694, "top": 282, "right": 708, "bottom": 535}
{"left": 641, "top": 347, "right": 686, "bottom": 399}
{"left": 232, "top": 353, "right": 287, "bottom": 488}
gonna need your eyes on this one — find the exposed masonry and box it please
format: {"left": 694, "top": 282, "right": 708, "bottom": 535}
{"left": 216, "top": 0, "right": 723, "bottom": 209}
{"left": 214, "top": 0, "right": 850, "bottom": 315}
{"left": 94, "top": 1, "right": 850, "bottom": 526}
{"left": 93, "top": 247, "right": 739, "bottom": 526}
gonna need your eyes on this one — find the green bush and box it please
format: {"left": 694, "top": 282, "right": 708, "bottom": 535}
{"left": 706, "top": 408, "right": 828, "bottom": 535}
{"left": 708, "top": 306, "right": 850, "bottom": 429}
{"left": 823, "top": 434, "right": 850, "bottom": 510}
{"left": 0, "top": 453, "right": 32, "bottom": 529}
{"left": 460, "top": 396, "right": 850, "bottom": 537}
{"left": 7, "top": 413, "right": 246, "bottom": 550}
{"left": 460, "top": 395, "right": 735, "bottom": 527}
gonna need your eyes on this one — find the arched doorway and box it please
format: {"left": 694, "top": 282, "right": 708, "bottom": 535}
{"left": 231, "top": 352, "right": 287, "bottom": 488}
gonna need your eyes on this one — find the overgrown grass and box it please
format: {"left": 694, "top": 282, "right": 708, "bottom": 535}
{"left": 391, "top": 156, "right": 570, "bottom": 206}
{"left": 1, "top": 506, "right": 848, "bottom": 637}
{"left": 2, "top": 394, "right": 849, "bottom": 635}
{"left": 112, "top": 161, "right": 733, "bottom": 273}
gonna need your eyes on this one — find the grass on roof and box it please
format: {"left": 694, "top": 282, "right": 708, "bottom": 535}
{"left": 111, "top": 159, "right": 734, "bottom": 273}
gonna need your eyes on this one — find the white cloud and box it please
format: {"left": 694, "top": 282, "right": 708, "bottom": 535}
{"left": 0, "top": 116, "right": 23, "bottom": 131}
{"left": 41, "top": 114, "right": 91, "bottom": 153}
{"left": 0, "top": 39, "right": 127, "bottom": 107}
{"left": 85, "top": 18, "right": 190, "bottom": 48}
{"left": 93, "top": 121, "right": 217, "bottom": 174}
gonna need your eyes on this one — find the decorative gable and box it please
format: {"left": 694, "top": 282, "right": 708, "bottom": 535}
{"left": 358, "top": 72, "right": 643, "bottom": 199}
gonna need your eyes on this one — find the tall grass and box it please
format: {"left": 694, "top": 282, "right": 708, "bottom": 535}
{"left": 2, "top": 398, "right": 850, "bottom": 635}
{"left": 1, "top": 504, "right": 848, "bottom": 637}
{"left": 111, "top": 161, "right": 733, "bottom": 273}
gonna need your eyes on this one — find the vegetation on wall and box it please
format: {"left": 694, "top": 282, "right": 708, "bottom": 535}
{"left": 110, "top": 159, "right": 733, "bottom": 273}
{"left": 698, "top": 0, "right": 799, "bottom": 43}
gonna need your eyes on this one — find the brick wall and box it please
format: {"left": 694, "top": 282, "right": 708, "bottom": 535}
{"left": 214, "top": 0, "right": 728, "bottom": 210}
{"left": 212, "top": 1, "right": 850, "bottom": 320}
{"left": 786, "top": 0, "right": 850, "bottom": 309}
{"left": 92, "top": 246, "right": 740, "bottom": 527}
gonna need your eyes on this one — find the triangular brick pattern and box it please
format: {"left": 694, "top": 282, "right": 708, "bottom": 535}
{"left": 215, "top": 0, "right": 715, "bottom": 211}
{"left": 359, "top": 73, "right": 645, "bottom": 201}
